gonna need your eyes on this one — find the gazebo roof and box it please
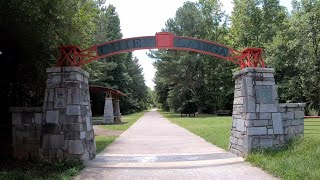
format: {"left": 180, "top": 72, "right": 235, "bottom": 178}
{"left": 89, "top": 85, "right": 127, "bottom": 97}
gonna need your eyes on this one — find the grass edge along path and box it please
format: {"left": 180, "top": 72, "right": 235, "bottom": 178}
{"left": 95, "top": 111, "right": 146, "bottom": 131}
{"left": 0, "top": 111, "right": 146, "bottom": 180}
{"left": 159, "top": 110, "right": 232, "bottom": 150}
{"left": 160, "top": 110, "right": 320, "bottom": 180}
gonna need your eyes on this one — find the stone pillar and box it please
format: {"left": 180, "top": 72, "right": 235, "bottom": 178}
{"left": 40, "top": 67, "right": 96, "bottom": 162}
{"left": 230, "top": 68, "right": 284, "bottom": 156}
{"left": 103, "top": 97, "right": 114, "bottom": 124}
{"left": 113, "top": 99, "right": 121, "bottom": 123}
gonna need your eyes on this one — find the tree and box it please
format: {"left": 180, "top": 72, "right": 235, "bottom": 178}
{"left": 151, "top": 0, "right": 235, "bottom": 113}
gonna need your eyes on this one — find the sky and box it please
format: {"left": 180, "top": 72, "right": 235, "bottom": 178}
{"left": 106, "top": 0, "right": 292, "bottom": 90}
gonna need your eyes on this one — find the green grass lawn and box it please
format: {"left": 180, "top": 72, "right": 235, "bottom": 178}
{"left": 247, "top": 118, "right": 320, "bottom": 180}
{"left": 98, "top": 111, "right": 145, "bottom": 131}
{"left": 161, "top": 110, "right": 320, "bottom": 180}
{"left": 0, "top": 111, "right": 145, "bottom": 180}
{"left": 160, "top": 111, "right": 232, "bottom": 150}
{"left": 95, "top": 135, "right": 117, "bottom": 153}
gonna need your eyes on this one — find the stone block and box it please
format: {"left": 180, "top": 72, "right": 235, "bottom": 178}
{"left": 62, "top": 123, "right": 83, "bottom": 132}
{"left": 258, "top": 113, "right": 271, "bottom": 119}
{"left": 51, "top": 74, "right": 61, "bottom": 84}
{"left": 67, "top": 105, "right": 81, "bottom": 115}
{"left": 34, "top": 113, "right": 43, "bottom": 124}
{"left": 86, "top": 130, "right": 94, "bottom": 140}
{"left": 80, "top": 105, "right": 88, "bottom": 115}
{"left": 64, "top": 131, "right": 85, "bottom": 140}
{"left": 268, "top": 128, "right": 274, "bottom": 135}
{"left": 80, "top": 131, "right": 86, "bottom": 139}
{"left": 69, "top": 72, "right": 84, "bottom": 82}
{"left": 241, "top": 77, "right": 253, "bottom": 96}
{"left": 255, "top": 81, "right": 275, "bottom": 86}
{"left": 233, "top": 114, "right": 241, "bottom": 119}
{"left": 292, "top": 120, "right": 301, "bottom": 126}
{"left": 259, "top": 104, "right": 277, "bottom": 112}
{"left": 284, "top": 120, "right": 291, "bottom": 127}
{"left": 253, "top": 120, "right": 269, "bottom": 127}
{"left": 272, "top": 113, "right": 284, "bottom": 134}
{"left": 67, "top": 88, "right": 81, "bottom": 105}
{"left": 231, "top": 131, "right": 242, "bottom": 139}
{"left": 244, "top": 119, "right": 253, "bottom": 127}
{"left": 260, "top": 138, "right": 273, "bottom": 147}
{"left": 46, "top": 111, "right": 59, "bottom": 124}
{"left": 282, "top": 112, "right": 294, "bottom": 120}
{"left": 64, "top": 67, "right": 89, "bottom": 77}
{"left": 286, "top": 103, "right": 299, "bottom": 108}
{"left": 294, "top": 111, "right": 305, "bottom": 119}
{"left": 42, "top": 123, "right": 61, "bottom": 134}
{"left": 243, "top": 113, "right": 256, "bottom": 120}
{"left": 247, "top": 127, "right": 267, "bottom": 135}
{"left": 243, "top": 96, "right": 255, "bottom": 113}
{"left": 232, "top": 105, "right": 242, "bottom": 115}
{"left": 48, "top": 89, "right": 55, "bottom": 101}
{"left": 22, "top": 113, "right": 33, "bottom": 124}
{"left": 12, "top": 113, "right": 22, "bottom": 125}
{"left": 80, "top": 151, "right": 90, "bottom": 161}
{"left": 233, "top": 97, "right": 243, "bottom": 105}
{"left": 262, "top": 73, "right": 274, "bottom": 78}
{"left": 68, "top": 140, "right": 85, "bottom": 155}
{"left": 86, "top": 116, "right": 92, "bottom": 131}
{"left": 234, "top": 90, "right": 242, "bottom": 98}
{"left": 54, "top": 88, "right": 67, "bottom": 108}
{"left": 236, "top": 119, "right": 245, "bottom": 132}
{"left": 42, "top": 135, "right": 64, "bottom": 149}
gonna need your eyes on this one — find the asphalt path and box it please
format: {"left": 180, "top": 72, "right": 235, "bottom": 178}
{"left": 75, "top": 109, "right": 277, "bottom": 180}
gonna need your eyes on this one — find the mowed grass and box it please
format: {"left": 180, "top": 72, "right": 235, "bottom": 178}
{"left": 160, "top": 111, "right": 232, "bottom": 150}
{"left": 247, "top": 118, "right": 320, "bottom": 180}
{"left": 95, "top": 135, "right": 117, "bottom": 153}
{"left": 161, "top": 110, "right": 320, "bottom": 180}
{"left": 98, "top": 111, "right": 145, "bottom": 131}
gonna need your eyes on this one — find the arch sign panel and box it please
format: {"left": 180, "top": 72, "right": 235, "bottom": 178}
{"left": 56, "top": 32, "right": 265, "bottom": 69}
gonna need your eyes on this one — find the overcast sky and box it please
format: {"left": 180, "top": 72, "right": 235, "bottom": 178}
{"left": 106, "top": 0, "right": 292, "bottom": 89}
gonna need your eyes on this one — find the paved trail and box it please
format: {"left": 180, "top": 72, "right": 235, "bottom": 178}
{"left": 75, "top": 110, "right": 277, "bottom": 180}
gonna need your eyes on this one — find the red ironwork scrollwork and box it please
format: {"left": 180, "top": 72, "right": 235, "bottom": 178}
{"left": 56, "top": 32, "right": 265, "bottom": 69}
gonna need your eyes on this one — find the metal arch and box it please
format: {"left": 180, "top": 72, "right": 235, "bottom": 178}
{"left": 56, "top": 32, "right": 265, "bottom": 69}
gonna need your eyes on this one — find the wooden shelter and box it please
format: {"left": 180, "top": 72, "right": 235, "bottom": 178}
{"left": 89, "top": 85, "right": 126, "bottom": 123}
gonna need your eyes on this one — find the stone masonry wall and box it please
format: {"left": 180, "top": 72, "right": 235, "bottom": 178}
{"left": 230, "top": 68, "right": 305, "bottom": 157}
{"left": 40, "top": 67, "right": 96, "bottom": 162}
{"left": 280, "top": 103, "right": 305, "bottom": 140}
{"left": 10, "top": 107, "right": 43, "bottom": 160}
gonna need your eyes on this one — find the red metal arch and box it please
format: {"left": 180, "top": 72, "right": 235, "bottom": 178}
{"left": 56, "top": 32, "right": 265, "bottom": 69}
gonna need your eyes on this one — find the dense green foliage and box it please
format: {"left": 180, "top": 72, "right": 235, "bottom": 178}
{"left": 152, "top": 0, "right": 320, "bottom": 115}
{"left": 151, "top": 0, "right": 235, "bottom": 113}
{"left": 0, "top": 0, "right": 151, "bottom": 116}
